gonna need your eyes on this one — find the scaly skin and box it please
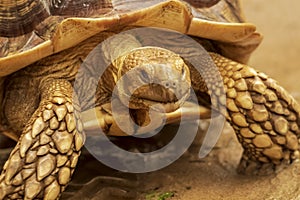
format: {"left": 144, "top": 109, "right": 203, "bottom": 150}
{"left": 0, "top": 79, "right": 84, "bottom": 199}
{"left": 209, "top": 53, "right": 300, "bottom": 174}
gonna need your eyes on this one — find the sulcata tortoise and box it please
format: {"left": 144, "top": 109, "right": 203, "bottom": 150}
{"left": 1, "top": 0, "right": 300, "bottom": 199}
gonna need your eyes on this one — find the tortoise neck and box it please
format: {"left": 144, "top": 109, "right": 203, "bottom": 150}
{"left": 101, "top": 33, "right": 143, "bottom": 64}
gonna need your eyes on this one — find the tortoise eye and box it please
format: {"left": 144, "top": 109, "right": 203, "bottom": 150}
{"left": 140, "top": 69, "right": 150, "bottom": 82}
{"left": 181, "top": 66, "right": 186, "bottom": 76}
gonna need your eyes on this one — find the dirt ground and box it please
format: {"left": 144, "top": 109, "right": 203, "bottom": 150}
{"left": 1, "top": 1, "right": 300, "bottom": 200}
{"left": 60, "top": 1, "right": 300, "bottom": 200}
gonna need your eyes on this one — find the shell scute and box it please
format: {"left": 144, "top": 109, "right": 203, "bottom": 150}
{"left": 0, "top": 0, "right": 260, "bottom": 76}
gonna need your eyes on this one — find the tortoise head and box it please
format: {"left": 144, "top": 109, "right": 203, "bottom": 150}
{"left": 113, "top": 47, "right": 191, "bottom": 113}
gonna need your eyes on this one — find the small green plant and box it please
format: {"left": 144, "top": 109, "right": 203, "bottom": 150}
{"left": 158, "top": 192, "right": 174, "bottom": 200}
{"left": 146, "top": 191, "right": 174, "bottom": 200}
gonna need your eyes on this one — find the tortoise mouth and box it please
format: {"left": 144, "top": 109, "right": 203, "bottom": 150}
{"left": 128, "top": 89, "right": 190, "bottom": 113}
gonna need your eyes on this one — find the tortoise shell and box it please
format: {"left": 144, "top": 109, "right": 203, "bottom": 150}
{"left": 0, "top": 0, "right": 262, "bottom": 77}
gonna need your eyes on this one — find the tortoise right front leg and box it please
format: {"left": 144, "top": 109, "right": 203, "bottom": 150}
{"left": 0, "top": 79, "right": 84, "bottom": 199}
{"left": 197, "top": 53, "right": 300, "bottom": 175}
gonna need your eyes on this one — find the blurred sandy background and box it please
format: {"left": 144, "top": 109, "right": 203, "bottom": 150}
{"left": 243, "top": 0, "right": 300, "bottom": 97}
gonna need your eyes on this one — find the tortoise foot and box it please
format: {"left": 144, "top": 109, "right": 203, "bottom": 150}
{"left": 0, "top": 79, "right": 84, "bottom": 199}
{"left": 237, "top": 148, "right": 300, "bottom": 176}
{"left": 237, "top": 154, "right": 276, "bottom": 175}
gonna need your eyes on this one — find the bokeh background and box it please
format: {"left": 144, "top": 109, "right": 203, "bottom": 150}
{"left": 243, "top": 0, "right": 300, "bottom": 97}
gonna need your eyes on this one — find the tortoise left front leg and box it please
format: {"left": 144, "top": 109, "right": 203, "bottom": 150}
{"left": 195, "top": 53, "right": 300, "bottom": 175}
{"left": 0, "top": 79, "right": 84, "bottom": 199}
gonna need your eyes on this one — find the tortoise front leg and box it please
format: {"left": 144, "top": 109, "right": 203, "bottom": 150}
{"left": 0, "top": 79, "right": 84, "bottom": 199}
{"left": 199, "top": 53, "right": 300, "bottom": 174}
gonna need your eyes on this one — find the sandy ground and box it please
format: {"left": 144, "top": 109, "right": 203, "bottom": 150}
{"left": 1, "top": 1, "right": 300, "bottom": 200}
{"left": 61, "top": 1, "right": 300, "bottom": 200}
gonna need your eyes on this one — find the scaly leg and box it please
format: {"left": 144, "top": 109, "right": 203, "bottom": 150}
{"left": 0, "top": 79, "right": 84, "bottom": 199}
{"left": 207, "top": 53, "right": 300, "bottom": 174}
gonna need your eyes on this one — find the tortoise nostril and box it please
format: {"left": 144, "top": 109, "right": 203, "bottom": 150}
{"left": 163, "top": 81, "right": 176, "bottom": 89}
